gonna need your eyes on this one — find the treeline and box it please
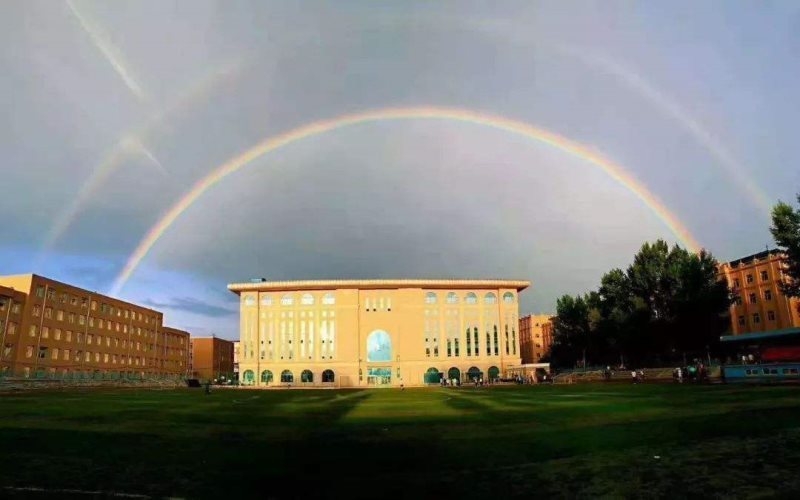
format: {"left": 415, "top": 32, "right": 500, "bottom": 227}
{"left": 548, "top": 240, "right": 732, "bottom": 368}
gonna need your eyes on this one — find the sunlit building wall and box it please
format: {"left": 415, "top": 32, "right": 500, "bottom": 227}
{"left": 0, "top": 274, "right": 189, "bottom": 379}
{"left": 519, "top": 314, "right": 553, "bottom": 364}
{"left": 230, "top": 279, "right": 529, "bottom": 387}
{"left": 718, "top": 250, "right": 800, "bottom": 335}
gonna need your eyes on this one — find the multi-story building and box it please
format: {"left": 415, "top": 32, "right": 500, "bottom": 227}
{"left": 230, "top": 279, "right": 529, "bottom": 387}
{"left": 718, "top": 250, "right": 800, "bottom": 335}
{"left": 233, "top": 340, "right": 240, "bottom": 380}
{"left": 1, "top": 285, "right": 28, "bottom": 376}
{"left": 0, "top": 274, "right": 190, "bottom": 379}
{"left": 519, "top": 314, "right": 553, "bottom": 364}
{"left": 190, "top": 336, "right": 235, "bottom": 381}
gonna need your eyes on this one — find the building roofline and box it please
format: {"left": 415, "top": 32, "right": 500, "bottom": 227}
{"left": 0, "top": 273, "right": 163, "bottom": 315}
{"left": 720, "top": 327, "right": 800, "bottom": 343}
{"left": 721, "top": 249, "right": 783, "bottom": 268}
{"left": 227, "top": 279, "right": 531, "bottom": 294}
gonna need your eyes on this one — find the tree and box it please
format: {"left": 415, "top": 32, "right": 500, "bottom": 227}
{"left": 548, "top": 239, "right": 732, "bottom": 368}
{"left": 771, "top": 195, "right": 800, "bottom": 298}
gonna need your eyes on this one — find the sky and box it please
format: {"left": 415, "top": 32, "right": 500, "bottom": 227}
{"left": 1, "top": 1, "right": 798, "bottom": 339}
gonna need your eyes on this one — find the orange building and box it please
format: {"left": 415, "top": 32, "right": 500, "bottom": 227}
{"left": 190, "top": 336, "right": 235, "bottom": 381}
{"left": 0, "top": 274, "right": 190, "bottom": 379}
{"left": 519, "top": 314, "right": 553, "bottom": 364}
{"left": 718, "top": 250, "right": 800, "bottom": 335}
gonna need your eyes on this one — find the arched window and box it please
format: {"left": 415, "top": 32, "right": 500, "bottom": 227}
{"left": 244, "top": 295, "right": 256, "bottom": 306}
{"left": 301, "top": 369, "right": 314, "bottom": 383}
{"left": 367, "top": 330, "right": 392, "bottom": 362}
{"left": 467, "top": 366, "right": 482, "bottom": 381}
{"left": 281, "top": 294, "right": 293, "bottom": 306}
{"left": 425, "top": 292, "right": 437, "bottom": 304}
{"left": 465, "top": 292, "right": 478, "bottom": 305}
{"left": 446, "top": 292, "right": 458, "bottom": 304}
{"left": 503, "top": 292, "right": 514, "bottom": 304}
{"left": 488, "top": 366, "right": 500, "bottom": 380}
{"left": 484, "top": 292, "right": 497, "bottom": 305}
{"left": 280, "top": 370, "right": 293, "bottom": 383}
{"left": 301, "top": 293, "right": 314, "bottom": 305}
{"left": 261, "top": 370, "right": 273, "bottom": 384}
{"left": 260, "top": 295, "right": 273, "bottom": 306}
{"left": 322, "top": 293, "right": 335, "bottom": 305}
{"left": 447, "top": 367, "right": 461, "bottom": 381}
{"left": 322, "top": 369, "right": 335, "bottom": 383}
{"left": 242, "top": 370, "right": 255, "bottom": 384}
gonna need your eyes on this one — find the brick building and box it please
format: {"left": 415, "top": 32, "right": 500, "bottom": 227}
{"left": 190, "top": 336, "right": 235, "bottom": 381}
{"left": 718, "top": 250, "right": 800, "bottom": 335}
{"left": 0, "top": 274, "right": 189, "bottom": 379}
{"left": 519, "top": 314, "right": 553, "bottom": 364}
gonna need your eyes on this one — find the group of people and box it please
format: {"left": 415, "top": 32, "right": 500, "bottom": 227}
{"left": 672, "top": 363, "right": 709, "bottom": 383}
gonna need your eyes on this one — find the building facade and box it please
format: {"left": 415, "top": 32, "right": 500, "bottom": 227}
{"left": 519, "top": 314, "right": 553, "bottom": 364}
{"left": 718, "top": 250, "right": 800, "bottom": 335}
{"left": 190, "top": 337, "right": 235, "bottom": 381}
{"left": 0, "top": 274, "right": 189, "bottom": 379}
{"left": 230, "top": 279, "right": 529, "bottom": 387}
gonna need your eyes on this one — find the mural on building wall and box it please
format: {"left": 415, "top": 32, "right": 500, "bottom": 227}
{"left": 367, "top": 330, "right": 392, "bottom": 362}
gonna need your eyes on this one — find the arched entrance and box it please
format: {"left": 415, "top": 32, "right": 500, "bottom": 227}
{"left": 447, "top": 367, "right": 461, "bottom": 382}
{"left": 261, "top": 370, "right": 273, "bottom": 384}
{"left": 488, "top": 366, "right": 500, "bottom": 381}
{"left": 301, "top": 370, "right": 314, "bottom": 383}
{"left": 424, "top": 367, "right": 441, "bottom": 384}
{"left": 467, "top": 366, "right": 482, "bottom": 382}
{"left": 280, "top": 370, "right": 294, "bottom": 383}
{"left": 322, "top": 369, "right": 335, "bottom": 383}
{"left": 242, "top": 370, "right": 255, "bottom": 385}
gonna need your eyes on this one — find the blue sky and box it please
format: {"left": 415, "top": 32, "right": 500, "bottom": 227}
{"left": 1, "top": 1, "right": 798, "bottom": 339}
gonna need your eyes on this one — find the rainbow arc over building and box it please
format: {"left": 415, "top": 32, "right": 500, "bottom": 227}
{"left": 109, "top": 106, "right": 702, "bottom": 295}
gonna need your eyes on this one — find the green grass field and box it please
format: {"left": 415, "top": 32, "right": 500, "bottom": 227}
{"left": 2, "top": 384, "right": 800, "bottom": 499}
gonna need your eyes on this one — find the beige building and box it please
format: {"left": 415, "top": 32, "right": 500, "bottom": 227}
{"left": 718, "top": 250, "right": 800, "bottom": 335}
{"left": 0, "top": 274, "right": 189, "bottom": 379}
{"left": 229, "top": 279, "right": 529, "bottom": 387}
{"left": 519, "top": 314, "right": 553, "bottom": 364}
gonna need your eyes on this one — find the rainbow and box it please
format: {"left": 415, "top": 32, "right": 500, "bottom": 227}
{"left": 109, "top": 106, "right": 702, "bottom": 295}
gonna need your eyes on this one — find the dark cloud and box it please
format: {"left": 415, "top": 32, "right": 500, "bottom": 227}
{"left": 142, "top": 297, "right": 236, "bottom": 318}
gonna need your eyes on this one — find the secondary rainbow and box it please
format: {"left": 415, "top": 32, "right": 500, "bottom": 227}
{"left": 109, "top": 106, "right": 702, "bottom": 295}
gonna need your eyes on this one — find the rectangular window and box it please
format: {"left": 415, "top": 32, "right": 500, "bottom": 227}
{"left": 764, "top": 290, "right": 772, "bottom": 301}
{"left": 454, "top": 338, "right": 460, "bottom": 357}
{"left": 38, "top": 347, "right": 47, "bottom": 359}
{"left": 753, "top": 313, "right": 761, "bottom": 324}
{"left": 29, "top": 324, "right": 37, "bottom": 337}
{"left": 44, "top": 307, "right": 52, "bottom": 319}
{"left": 42, "top": 327, "right": 49, "bottom": 339}
{"left": 746, "top": 274, "right": 753, "bottom": 284}
{"left": 749, "top": 293, "right": 757, "bottom": 304}
{"left": 63, "top": 349, "right": 70, "bottom": 360}
{"left": 761, "top": 271, "right": 769, "bottom": 281}
{"left": 36, "top": 286, "right": 45, "bottom": 298}
{"left": 54, "top": 329, "right": 61, "bottom": 340}
{"left": 56, "top": 310, "right": 64, "bottom": 321}
{"left": 25, "top": 345, "right": 34, "bottom": 358}
{"left": 768, "top": 310, "right": 776, "bottom": 321}
{"left": 32, "top": 305, "right": 41, "bottom": 317}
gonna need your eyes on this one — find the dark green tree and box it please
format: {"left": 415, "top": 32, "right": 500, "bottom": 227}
{"left": 770, "top": 195, "right": 800, "bottom": 298}
{"left": 550, "top": 294, "right": 591, "bottom": 368}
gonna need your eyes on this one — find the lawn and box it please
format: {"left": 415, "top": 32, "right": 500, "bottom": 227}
{"left": 1, "top": 383, "right": 800, "bottom": 498}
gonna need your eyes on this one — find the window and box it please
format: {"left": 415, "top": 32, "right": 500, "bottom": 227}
{"left": 753, "top": 313, "right": 760, "bottom": 324}
{"left": 301, "top": 293, "right": 314, "bottom": 305}
{"left": 44, "top": 307, "right": 52, "bottom": 319}
{"left": 52, "top": 348, "right": 59, "bottom": 360}
{"left": 244, "top": 295, "right": 256, "bottom": 306}
{"left": 38, "top": 347, "right": 47, "bottom": 359}
{"left": 280, "top": 370, "right": 294, "bottom": 383}
{"left": 484, "top": 292, "right": 497, "bottom": 305}
{"left": 465, "top": 293, "right": 477, "bottom": 305}
{"left": 281, "top": 294, "right": 293, "bottom": 306}
{"left": 54, "top": 329, "right": 61, "bottom": 340}
{"left": 761, "top": 271, "right": 769, "bottom": 281}
{"left": 733, "top": 278, "right": 740, "bottom": 288}
{"left": 446, "top": 292, "right": 458, "bottom": 304}
{"left": 42, "top": 327, "right": 49, "bottom": 339}
{"left": 322, "top": 293, "right": 335, "bottom": 305}
{"left": 25, "top": 345, "right": 33, "bottom": 358}
{"left": 425, "top": 292, "right": 437, "bottom": 304}
{"left": 35, "top": 286, "right": 45, "bottom": 298}
{"left": 768, "top": 310, "right": 776, "bottom": 321}
{"left": 260, "top": 295, "right": 273, "bottom": 306}
{"left": 29, "top": 324, "right": 37, "bottom": 337}
{"left": 749, "top": 293, "right": 757, "bottom": 304}
{"left": 764, "top": 290, "right": 772, "bottom": 301}
{"left": 32, "top": 305, "right": 41, "bottom": 317}
{"left": 746, "top": 274, "right": 754, "bottom": 284}
{"left": 56, "top": 310, "right": 64, "bottom": 321}
{"left": 503, "top": 292, "right": 514, "bottom": 304}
